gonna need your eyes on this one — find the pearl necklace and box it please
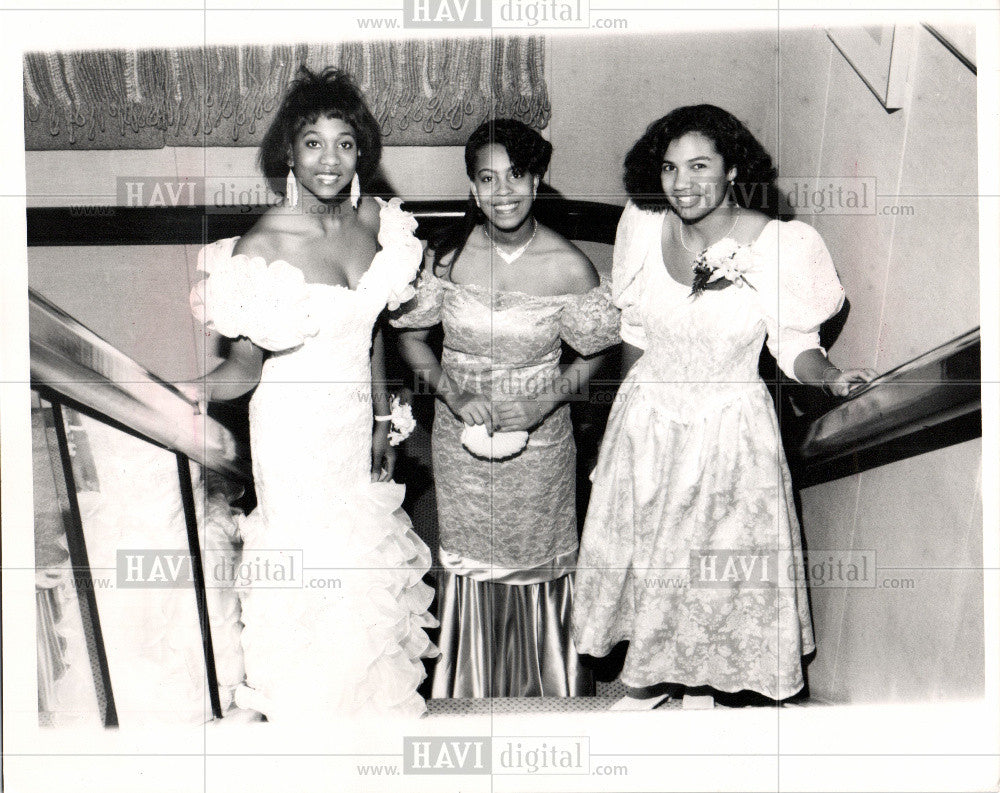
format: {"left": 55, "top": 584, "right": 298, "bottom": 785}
{"left": 484, "top": 220, "right": 537, "bottom": 265}
{"left": 678, "top": 207, "right": 741, "bottom": 256}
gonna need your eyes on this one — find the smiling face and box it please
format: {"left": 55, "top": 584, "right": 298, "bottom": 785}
{"left": 469, "top": 143, "right": 539, "bottom": 233}
{"left": 660, "top": 132, "right": 737, "bottom": 222}
{"left": 289, "top": 115, "right": 359, "bottom": 203}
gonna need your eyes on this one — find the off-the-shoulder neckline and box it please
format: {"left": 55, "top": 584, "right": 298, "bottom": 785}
{"left": 423, "top": 270, "right": 607, "bottom": 302}
{"left": 211, "top": 236, "right": 368, "bottom": 294}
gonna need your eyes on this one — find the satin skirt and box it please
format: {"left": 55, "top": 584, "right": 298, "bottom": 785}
{"left": 430, "top": 570, "right": 594, "bottom": 699}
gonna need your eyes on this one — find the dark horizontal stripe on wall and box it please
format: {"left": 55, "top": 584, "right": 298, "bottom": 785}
{"left": 25, "top": 200, "right": 624, "bottom": 247}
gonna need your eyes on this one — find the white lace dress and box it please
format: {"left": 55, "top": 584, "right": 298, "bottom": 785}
{"left": 191, "top": 199, "right": 438, "bottom": 720}
{"left": 572, "top": 201, "right": 845, "bottom": 701}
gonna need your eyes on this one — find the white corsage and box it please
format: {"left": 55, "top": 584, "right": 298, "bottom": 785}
{"left": 460, "top": 423, "right": 529, "bottom": 460}
{"left": 376, "top": 395, "right": 417, "bottom": 446}
{"left": 690, "top": 238, "right": 759, "bottom": 296}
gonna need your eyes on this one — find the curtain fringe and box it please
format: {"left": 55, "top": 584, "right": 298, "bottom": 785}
{"left": 24, "top": 39, "right": 550, "bottom": 148}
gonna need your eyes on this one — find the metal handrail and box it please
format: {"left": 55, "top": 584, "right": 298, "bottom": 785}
{"left": 799, "top": 328, "right": 981, "bottom": 469}
{"left": 29, "top": 288, "right": 251, "bottom": 483}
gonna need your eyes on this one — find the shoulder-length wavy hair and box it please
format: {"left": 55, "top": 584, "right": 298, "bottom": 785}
{"left": 623, "top": 104, "right": 778, "bottom": 216}
{"left": 259, "top": 67, "right": 383, "bottom": 198}
{"left": 432, "top": 118, "right": 552, "bottom": 272}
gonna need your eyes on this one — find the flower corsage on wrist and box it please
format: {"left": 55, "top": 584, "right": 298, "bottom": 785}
{"left": 374, "top": 395, "right": 417, "bottom": 446}
{"left": 690, "top": 238, "right": 759, "bottom": 297}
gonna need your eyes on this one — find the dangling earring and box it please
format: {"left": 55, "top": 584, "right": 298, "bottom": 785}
{"left": 350, "top": 173, "right": 361, "bottom": 209}
{"left": 285, "top": 168, "right": 299, "bottom": 208}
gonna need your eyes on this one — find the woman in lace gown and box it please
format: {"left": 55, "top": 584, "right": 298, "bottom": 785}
{"left": 189, "top": 68, "right": 437, "bottom": 721}
{"left": 572, "top": 105, "right": 874, "bottom": 707}
{"left": 392, "top": 120, "right": 620, "bottom": 698}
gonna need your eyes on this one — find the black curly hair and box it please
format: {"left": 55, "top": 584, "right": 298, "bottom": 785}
{"left": 462, "top": 118, "right": 552, "bottom": 180}
{"left": 258, "top": 66, "right": 383, "bottom": 199}
{"left": 623, "top": 105, "right": 778, "bottom": 216}
{"left": 433, "top": 119, "right": 552, "bottom": 271}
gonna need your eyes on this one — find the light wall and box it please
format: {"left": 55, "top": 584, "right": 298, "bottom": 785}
{"left": 546, "top": 30, "right": 780, "bottom": 203}
{"left": 778, "top": 26, "right": 982, "bottom": 704}
{"left": 24, "top": 145, "right": 470, "bottom": 208}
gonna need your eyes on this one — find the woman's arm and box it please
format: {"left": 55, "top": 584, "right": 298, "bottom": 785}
{"left": 193, "top": 336, "right": 263, "bottom": 403}
{"left": 396, "top": 328, "right": 446, "bottom": 395}
{"left": 793, "top": 348, "right": 876, "bottom": 398}
{"left": 371, "top": 324, "right": 392, "bottom": 418}
{"left": 371, "top": 324, "right": 395, "bottom": 481}
{"left": 491, "top": 349, "right": 609, "bottom": 432}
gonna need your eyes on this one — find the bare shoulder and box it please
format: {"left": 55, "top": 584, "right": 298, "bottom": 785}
{"left": 537, "top": 227, "right": 599, "bottom": 294}
{"left": 232, "top": 210, "right": 288, "bottom": 259}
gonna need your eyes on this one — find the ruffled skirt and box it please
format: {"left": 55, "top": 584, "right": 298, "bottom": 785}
{"left": 234, "top": 481, "right": 439, "bottom": 721}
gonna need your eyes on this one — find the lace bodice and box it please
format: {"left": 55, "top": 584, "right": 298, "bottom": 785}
{"left": 611, "top": 201, "right": 844, "bottom": 417}
{"left": 391, "top": 272, "right": 620, "bottom": 570}
{"left": 391, "top": 273, "right": 621, "bottom": 398}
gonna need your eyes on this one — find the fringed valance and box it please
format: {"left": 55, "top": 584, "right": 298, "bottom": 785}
{"left": 23, "top": 38, "right": 550, "bottom": 150}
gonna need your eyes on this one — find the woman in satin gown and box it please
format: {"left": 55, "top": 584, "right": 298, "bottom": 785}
{"left": 572, "top": 105, "right": 875, "bottom": 708}
{"left": 189, "top": 68, "right": 437, "bottom": 721}
{"left": 392, "top": 120, "right": 620, "bottom": 698}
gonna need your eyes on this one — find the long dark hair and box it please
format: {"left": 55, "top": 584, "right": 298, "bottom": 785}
{"left": 258, "top": 66, "right": 383, "bottom": 199}
{"left": 623, "top": 104, "right": 778, "bottom": 217}
{"left": 432, "top": 118, "right": 552, "bottom": 273}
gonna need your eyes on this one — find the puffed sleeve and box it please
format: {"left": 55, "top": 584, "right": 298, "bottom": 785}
{"left": 754, "top": 221, "right": 846, "bottom": 381}
{"left": 558, "top": 281, "right": 621, "bottom": 356}
{"left": 388, "top": 265, "right": 445, "bottom": 329}
{"left": 189, "top": 238, "right": 320, "bottom": 352}
{"left": 357, "top": 197, "right": 424, "bottom": 310}
{"left": 611, "top": 201, "right": 663, "bottom": 350}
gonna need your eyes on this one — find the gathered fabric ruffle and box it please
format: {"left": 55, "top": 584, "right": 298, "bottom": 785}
{"left": 234, "top": 481, "right": 438, "bottom": 721}
{"left": 191, "top": 242, "right": 321, "bottom": 352}
{"left": 190, "top": 197, "right": 423, "bottom": 352}
{"left": 360, "top": 197, "right": 423, "bottom": 311}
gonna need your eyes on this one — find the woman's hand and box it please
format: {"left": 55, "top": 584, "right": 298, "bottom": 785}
{"left": 492, "top": 398, "right": 550, "bottom": 432}
{"left": 371, "top": 424, "right": 396, "bottom": 482}
{"left": 444, "top": 390, "right": 497, "bottom": 433}
{"left": 176, "top": 380, "right": 208, "bottom": 412}
{"left": 177, "top": 380, "right": 242, "bottom": 459}
{"left": 822, "top": 366, "right": 878, "bottom": 398}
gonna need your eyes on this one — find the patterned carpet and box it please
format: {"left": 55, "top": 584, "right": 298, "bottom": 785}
{"left": 426, "top": 695, "right": 673, "bottom": 715}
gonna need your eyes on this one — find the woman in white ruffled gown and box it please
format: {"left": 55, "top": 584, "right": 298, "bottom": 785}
{"left": 189, "top": 68, "right": 437, "bottom": 721}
